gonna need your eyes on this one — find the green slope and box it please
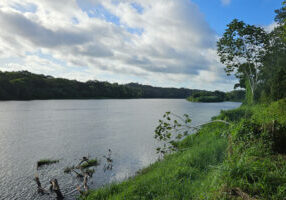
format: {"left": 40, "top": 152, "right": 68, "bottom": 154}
{"left": 85, "top": 99, "right": 286, "bottom": 200}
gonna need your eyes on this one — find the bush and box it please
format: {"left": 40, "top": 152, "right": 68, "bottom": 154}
{"left": 212, "top": 107, "right": 253, "bottom": 122}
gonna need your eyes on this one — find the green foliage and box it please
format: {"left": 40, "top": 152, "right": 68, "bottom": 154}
{"left": 245, "top": 78, "right": 254, "bottom": 104}
{"left": 84, "top": 3, "right": 286, "bottom": 198}
{"left": 0, "top": 71, "right": 206, "bottom": 100}
{"left": 84, "top": 99, "right": 286, "bottom": 200}
{"left": 225, "top": 90, "right": 246, "bottom": 102}
{"left": 217, "top": 2, "right": 286, "bottom": 104}
{"left": 218, "top": 142, "right": 286, "bottom": 199}
{"left": 259, "top": 25, "right": 286, "bottom": 101}
{"left": 154, "top": 112, "right": 193, "bottom": 156}
{"left": 212, "top": 106, "right": 252, "bottom": 122}
{"left": 37, "top": 159, "right": 59, "bottom": 168}
{"left": 275, "top": 1, "right": 286, "bottom": 25}
{"left": 217, "top": 19, "right": 269, "bottom": 102}
{"left": 188, "top": 95, "right": 224, "bottom": 102}
{"left": 126, "top": 83, "right": 202, "bottom": 99}
{"left": 84, "top": 123, "right": 229, "bottom": 200}
{"left": 187, "top": 90, "right": 245, "bottom": 103}
{"left": 210, "top": 99, "right": 286, "bottom": 199}
{"left": 80, "top": 159, "right": 99, "bottom": 169}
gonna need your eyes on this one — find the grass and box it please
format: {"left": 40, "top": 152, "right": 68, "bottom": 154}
{"left": 80, "top": 159, "right": 99, "bottom": 169}
{"left": 84, "top": 98, "right": 286, "bottom": 200}
{"left": 209, "top": 98, "right": 286, "bottom": 199}
{"left": 84, "top": 123, "right": 229, "bottom": 200}
{"left": 64, "top": 159, "right": 99, "bottom": 175}
{"left": 37, "top": 159, "right": 59, "bottom": 168}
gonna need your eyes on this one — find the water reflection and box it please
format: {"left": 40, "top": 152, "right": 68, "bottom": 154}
{"left": 0, "top": 99, "right": 240, "bottom": 199}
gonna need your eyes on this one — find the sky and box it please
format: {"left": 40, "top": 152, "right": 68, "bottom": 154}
{"left": 0, "top": 0, "right": 283, "bottom": 91}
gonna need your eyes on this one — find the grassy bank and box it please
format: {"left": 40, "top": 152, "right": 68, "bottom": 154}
{"left": 85, "top": 99, "right": 286, "bottom": 200}
{"left": 85, "top": 123, "right": 229, "bottom": 200}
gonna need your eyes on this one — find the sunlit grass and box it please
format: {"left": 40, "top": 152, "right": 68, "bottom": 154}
{"left": 85, "top": 123, "right": 228, "bottom": 200}
{"left": 85, "top": 99, "right": 286, "bottom": 200}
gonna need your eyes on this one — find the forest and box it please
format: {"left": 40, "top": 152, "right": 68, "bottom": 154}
{"left": 187, "top": 90, "right": 245, "bottom": 102}
{"left": 216, "top": 4, "right": 286, "bottom": 103}
{"left": 0, "top": 70, "right": 243, "bottom": 101}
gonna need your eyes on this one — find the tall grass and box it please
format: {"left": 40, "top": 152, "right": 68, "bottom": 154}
{"left": 210, "top": 98, "right": 286, "bottom": 199}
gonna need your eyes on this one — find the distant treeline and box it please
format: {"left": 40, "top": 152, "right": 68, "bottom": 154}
{"left": 0, "top": 71, "right": 244, "bottom": 101}
{"left": 187, "top": 90, "right": 245, "bottom": 103}
{"left": 0, "top": 71, "right": 198, "bottom": 100}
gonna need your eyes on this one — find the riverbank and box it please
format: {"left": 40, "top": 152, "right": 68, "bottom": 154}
{"left": 186, "top": 90, "right": 245, "bottom": 103}
{"left": 84, "top": 98, "right": 286, "bottom": 199}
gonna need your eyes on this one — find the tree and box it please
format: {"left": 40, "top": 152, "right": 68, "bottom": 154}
{"left": 275, "top": 1, "right": 286, "bottom": 25}
{"left": 259, "top": 5, "right": 286, "bottom": 101}
{"left": 275, "top": 1, "right": 286, "bottom": 41}
{"left": 217, "top": 19, "right": 269, "bottom": 104}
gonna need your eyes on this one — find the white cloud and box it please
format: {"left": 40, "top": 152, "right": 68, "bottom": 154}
{"left": 0, "top": 0, "right": 235, "bottom": 91}
{"left": 264, "top": 22, "right": 278, "bottom": 33}
{"left": 221, "top": 0, "right": 231, "bottom": 6}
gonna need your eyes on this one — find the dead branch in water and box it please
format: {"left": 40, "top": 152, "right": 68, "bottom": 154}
{"left": 34, "top": 173, "right": 49, "bottom": 195}
{"left": 50, "top": 179, "right": 64, "bottom": 200}
{"left": 35, "top": 150, "right": 113, "bottom": 199}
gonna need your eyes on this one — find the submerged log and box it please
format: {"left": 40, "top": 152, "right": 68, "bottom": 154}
{"left": 50, "top": 179, "right": 64, "bottom": 200}
{"left": 34, "top": 174, "right": 48, "bottom": 195}
{"left": 83, "top": 174, "right": 89, "bottom": 192}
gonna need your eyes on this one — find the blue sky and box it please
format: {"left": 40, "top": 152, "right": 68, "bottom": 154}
{"left": 0, "top": 0, "right": 283, "bottom": 91}
{"left": 78, "top": 0, "right": 282, "bottom": 35}
{"left": 193, "top": 0, "right": 282, "bottom": 34}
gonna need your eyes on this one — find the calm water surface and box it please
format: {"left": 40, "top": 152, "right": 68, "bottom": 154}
{"left": 0, "top": 99, "right": 240, "bottom": 199}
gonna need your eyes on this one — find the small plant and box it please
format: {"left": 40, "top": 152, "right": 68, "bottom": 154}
{"left": 154, "top": 112, "right": 195, "bottom": 157}
{"left": 37, "top": 159, "right": 59, "bottom": 168}
{"left": 155, "top": 112, "right": 230, "bottom": 157}
{"left": 80, "top": 159, "right": 99, "bottom": 169}
{"left": 64, "top": 166, "right": 74, "bottom": 174}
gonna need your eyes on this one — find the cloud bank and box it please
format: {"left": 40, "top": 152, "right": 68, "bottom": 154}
{"left": 0, "top": 0, "right": 235, "bottom": 90}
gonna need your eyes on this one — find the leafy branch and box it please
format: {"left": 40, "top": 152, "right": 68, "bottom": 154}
{"left": 154, "top": 112, "right": 230, "bottom": 157}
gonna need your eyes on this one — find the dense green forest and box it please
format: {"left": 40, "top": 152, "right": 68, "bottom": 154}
{"left": 187, "top": 90, "right": 245, "bottom": 102}
{"left": 85, "top": 2, "right": 286, "bottom": 199}
{"left": 0, "top": 70, "right": 197, "bottom": 100}
{"left": 217, "top": 3, "right": 286, "bottom": 103}
{"left": 0, "top": 70, "right": 242, "bottom": 101}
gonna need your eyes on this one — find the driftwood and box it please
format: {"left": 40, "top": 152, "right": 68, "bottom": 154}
{"left": 34, "top": 175, "right": 64, "bottom": 199}
{"left": 75, "top": 174, "right": 89, "bottom": 195}
{"left": 50, "top": 179, "right": 64, "bottom": 200}
{"left": 35, "top": 151, "right": 112, "bottom": 199}
{"left": 34, "top": 174, "right": 49, "bottom": 195}
{"left": 71, "top": 168, "right": 84, "bottom": 178}
{"left": 83, "top": 174, "right": 89, "bottom": 192}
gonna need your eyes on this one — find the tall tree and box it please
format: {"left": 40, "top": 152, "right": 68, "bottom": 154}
{"left": 275, "top": 1, "right": 286, "bottom": 25}
{"left": 217, "top": 19, "right": 269, "bottom": 104}
{"left": 275, "top": 1, "right": 286, "bottom": 40}
{"left": 259, "top": 1, "right": 286, "bottom": 101}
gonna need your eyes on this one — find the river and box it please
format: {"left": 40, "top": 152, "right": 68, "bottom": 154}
{"left": 0, "top": 99, "right": 240, "bottom": 199}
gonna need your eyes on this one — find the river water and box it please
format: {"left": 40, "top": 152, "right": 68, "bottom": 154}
{"left": 0, "top": 99, "right": 240, "bottom": 199}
